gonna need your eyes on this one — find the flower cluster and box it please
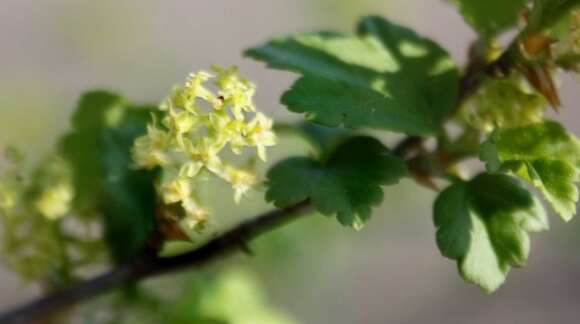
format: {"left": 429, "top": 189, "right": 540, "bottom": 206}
{"left": 0, "top": 150, "right": 76, "bottom": 284}
{"left": 0, "top": 150, "right": 74, "bottom": 222}
{"left": 459, "top": 73, "right": 547, "bottom": 133}
{"left": 133, "top": 66, "right": 276, "bottom": 231}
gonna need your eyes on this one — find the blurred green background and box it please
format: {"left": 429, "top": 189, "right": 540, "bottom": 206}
{"left": 1, "top": 0, "right": 580, "bottom": 323}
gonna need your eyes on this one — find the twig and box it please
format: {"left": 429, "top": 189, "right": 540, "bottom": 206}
{"left": 0, "top": 201, "right": 312, "bottom": 324}
{"left": 458, "top": 48, "right": 515, "bottom": 105}
{"left": 0, "top": 131, "right": 429, "bottom": 324}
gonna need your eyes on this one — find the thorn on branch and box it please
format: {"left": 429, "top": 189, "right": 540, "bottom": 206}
{"left": 238, "top": 235, "right": 254, "bottom": 256}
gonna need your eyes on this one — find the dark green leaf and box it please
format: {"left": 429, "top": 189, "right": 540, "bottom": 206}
{"left": 100, "top": 109, "right": 158, "bottom": 263}
{"left": 266, "top": 136, "right": 408, "bottom": 228}
{"left": 246, "top": 16, "right": 459, "bottom": 136}
{"left": 527, "top": 0, "right": 580, "bottom": 34}
{"left": 450, "top": 0, "right": 528, "bottom": 37}
{"left": 58, "top": 91, "right": 159, "bottom": 263}
{"left": 58, "top": 91, "right": 126, "bottom": 210}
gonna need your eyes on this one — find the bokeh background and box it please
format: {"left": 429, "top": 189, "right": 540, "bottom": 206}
{"left": 1, "top": 0, "right": 580, "bottom": 323}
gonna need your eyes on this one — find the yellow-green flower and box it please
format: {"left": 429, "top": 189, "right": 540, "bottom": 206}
{"left": 224, "top": 164, "right": 259, "bottom": 204}
{"left": 35, "top": 181, "right": 73, "bottom": 220}
{"left": 32, "top": 156, "right": 74, "bottom": 220}
{"left": 0, "top": 152, "right": 98, "bottom": 285}
{"left": 133, "top": 123, "right": 171, "bottom": 169}
{"left": 246, "top": 113, "right": 277, "bottom": 161}
{"left": 132, "top": 66, "right": 277, "bottom": 234}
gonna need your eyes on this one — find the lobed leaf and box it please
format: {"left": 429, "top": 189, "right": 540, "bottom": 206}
{"left": 434, "top": 173, "right": 548, "bottom": 293}
{"left": 480, "top": 121, "right": 580, "bottom": 221}
{"left": 246, "top": 16, "right": 459, "bottom": 136}
{"left": 266, "top": 136, "right": 408, "bottom": 229}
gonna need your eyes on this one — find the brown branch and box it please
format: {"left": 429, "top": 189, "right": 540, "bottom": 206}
{"left": 0, "top": 201, "right": 312, "bottom": 324}
{"left": 0, "top": 136, "right": 427, "bottom": 324}
{"left": 458, "top": 48, "right": 515, "bottom": 105}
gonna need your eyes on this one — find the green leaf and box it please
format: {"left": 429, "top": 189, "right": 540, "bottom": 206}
{"left": 163, "top": 270, "right": 296, "bottom": 324}
{"left": 58, "top": 91, "right": 159, "bottom": 263}
{"left": 434, "top": 173, "right": 548, "bottom": 293}
{"left": 450, "top": 0, "right": 528, "bottom": 37}
{"left": 246, "top": 16, "right": 459, "bottom": 136}
{"left": 527, "top": 0, "right": 580, "bottom": 34}
{"left": 274, "top": 122, "right": 352, "bottom": 156}
{"left": 523, "top": 160, "right": 578, "bottom": 221}
{"left": 266, "top": 136, "right": 408, "bottom": 228}
{"left": 100, "top": 108, "right": 158, "bottom": 263}
{"left": 59, "top": 91, "right": 127, "bottom": 210}
{"left": 480, "top": 121, "right": 580, "bottom": 221}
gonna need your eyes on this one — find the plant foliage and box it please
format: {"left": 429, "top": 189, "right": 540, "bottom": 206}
{"left": 434, "top": 173, "right": 548, "bottom": 292}
{"left": 1, "top": 1, "right": 580, "bottom": 322}
{"left": 266, "top": 136, "right": 408, "bottom": 228}
{"left": 246, "top": 16, "right": 459, "bottom": 135}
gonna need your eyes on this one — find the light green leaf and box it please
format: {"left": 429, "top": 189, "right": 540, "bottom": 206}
{"left": 450, "top": 0, "right": 528, "bottom": 37}
{"left": 480, "top": 121, "right": 580, "bottom": 221}
{"left": 164, "top": 269, "right": 297, "bottom": 324}
{"left": 434, "top": 173, "right": 548, "bottom": 293}
{"left": 522, "top": 160, "right": 579, "bottom": 221}
{"left": 266, "top": 136, "right": 408, "bottom": 228}
{"left": 246, "top": 16, "right": 459, "bottom": 136}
